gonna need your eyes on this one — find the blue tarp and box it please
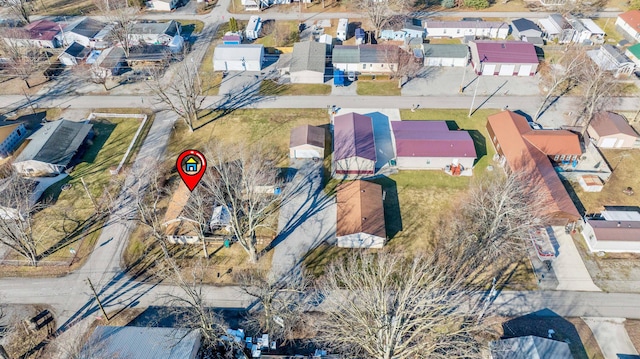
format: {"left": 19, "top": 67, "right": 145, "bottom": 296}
{"left": 333, "top": 69, "right": 344, "bottom": 86}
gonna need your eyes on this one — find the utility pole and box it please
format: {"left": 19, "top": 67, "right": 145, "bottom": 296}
{"left": 81, "top": 177, "right": 99, "bottom": 212}
{"left": 468, "top": 74, "right": 480, "bottom": 117}
{"left": 87, "top": 278, "right": 109, "bottom": 321}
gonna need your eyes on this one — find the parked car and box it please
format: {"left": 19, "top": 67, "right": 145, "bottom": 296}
{"left": 347, "top": 71, "right": 356, "bottom": 81}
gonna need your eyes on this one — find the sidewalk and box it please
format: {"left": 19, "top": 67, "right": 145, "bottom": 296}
{"left": 549, "top": 226, "right": 601, "bottom": 292}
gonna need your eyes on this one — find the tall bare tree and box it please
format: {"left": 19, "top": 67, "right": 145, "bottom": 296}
{"left": 384, "top": 45, "right": 421, "bottom": 88}
{"left": 535, "top": 46, "right": 585, "bottom": 120}
{"left": 0, "top": 0, "right": 33, "bottom": 24}
{"left": 181, "top": 186, "right": 216, "bottom": 258}
{"left": 556, "top": 0, "right": 607, "bottom": 17}
{"left": 95, "top": 0, "right": 137, "bottom": 57}
{"left": 315, "top": 251, "right": 486, "bottom": 359}
{"left": 0, "top": 175, "right": 49, "bottom": 266}
{"left": 0, "top": 34, "right": 46, "bottom": 89}
{"left": 353, "top": 0, "right": 409, "bottom": 37}
{"left": 203, "top": 143, "right": 282, "bottom": 264}
{"left": 574, "top": 58, "right": 622, "bottom": 130}
{"left": 148, "top": 61, "right": 204, "bottom": 132}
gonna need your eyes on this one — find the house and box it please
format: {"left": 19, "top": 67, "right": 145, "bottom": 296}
{"left": 422, "top": 44, "right": 469, "bottom": 67}
{"left": 290, "top": 41, "right": 326, "bottom": 84}
{"left": 129, "top": 20, "right": 181, "bottom": 46}
{"left": 2, "top": 20, "right": 63, "bottom": 48}
{"left": 490, "top": 336, "right": 573, "bottom": 359}
{"left": 12, "top": 120, "right": 93, "bottom": 177}
{"left": 587, "top": 111, "right": 639, "bottom": 148}
{"left": 469, "top": 41, "right": 539, "bottom": 76}
{"left": 625, "top": 43, "right": 640, "bottom": 66}
{"left": 616, "top": 10, "right": 640, "bottom": 42}
{"left": 213, "top": 44, "right": 264, "bottom": 71}
{"left": 336, "top": 180, "right": 386, "bottom": 248}
{"left": 565, "top": 14, "right": 592, "bottom": 44}
{"left": 487, "top": 110, "right": 581, "bottom": 224}
{"left": 511, "top": 18, "right": 543, "bottom": 41}
{"left": 579, "top": 18, "right": 605, "bottom": 44}
{"left": 587, "top": 44, "right": 636, "bottom": 78}
{"left": 245, "top": 16, "right": 262, "bottom": 41}
{"left": 332, "top": 45, "right": 399, "bottom": 74}
{"left": 93, "top": 47, "right": 127, "bottom": 77}
{"left": 539, "top": 14, "right": 575, "bottom": 43}
{"left": 390, "top": 121, "right": 476, "bottom": 172}
{"left": 424, "top": 20, "right": 509, "bottom": 39}
{"left": 58, "top": 42, "right": 90, "bottom": 66}
{"left": 81, "top": 326, "right": 201, "bottom": 359}
{"left": 333, "top": 112, "right": 376, "bottom": 177}
{"left": 148, "top": 0, "right": 180, "bottom": 11}
{"left": 62, "top": 17, "right": 106, "bottom": 47}
{"left": 581, "top": 209, "right": 640, "bottom": 253}
{"left": 127, "top": 45, "right": 171, "bottom": 64}
{"left": 0, "top": 123, "right": 27, "bottom": 158}
{"left": 289, "top": 124, "right": 325, "bottom": 158}
{"left": 337, "top": 18, "right": 348, "bottom": 41}
{"left": 402, "top": 18, "right": 425, "bottom": 39}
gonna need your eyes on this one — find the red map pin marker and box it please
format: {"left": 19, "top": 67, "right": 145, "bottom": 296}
{"left": 176, "top": 149, "right": 207, "bottom": 191}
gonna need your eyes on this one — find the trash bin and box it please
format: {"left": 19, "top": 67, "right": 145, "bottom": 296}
{"left": 224, "top": 239, "right": 230, "bottom": 248}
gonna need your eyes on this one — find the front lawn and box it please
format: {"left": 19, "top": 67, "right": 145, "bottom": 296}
{"left": 356, "top": 80, "right": 401, "bottom": 96}
{"left": 259, "top": 80, "right": 331, "bottom": 96}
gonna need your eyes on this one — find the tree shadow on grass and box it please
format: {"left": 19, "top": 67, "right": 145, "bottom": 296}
{"left": 444, "top": 120, "right": 487, "bottom": 167}
{"left": 70, "top": 121, "right": 117, "bottom": 169}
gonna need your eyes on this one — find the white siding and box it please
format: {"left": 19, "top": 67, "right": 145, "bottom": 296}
{"left": 482, "top": 64, "right": 496, "bottom": 75}
{"left": 337, "top": 233, "right": 385, "bottom": 248}
{"left": 290, "top": 144, "right": 323, "bottom": 158}
{"left": 616, "top": 17, "right": 640, "bottom": 41}
{"left": 13, "top": 160, "right": 64, "bottom": 176}
{"left": 333, "top": 63, "right": 359, "bottom": 72}
{"left": 64, "top": 33, "right": 91, "bottom": 47}
{"left": 395, "top": 156, "right": 474, "bottom": 170}
{"left": 148, "top": 0, "right": 172, "bottom": 10}
{"left": 518, "top": 64, "right": 533, "bottom": 76}
{"left": 425, "top": 57, "right": 467, "bottom": 67}
{"left": 290, "top": 70, "right": 324, "bottom": 84}
{"left": 334, "top": 157, "right": 375, "bottom": 178}
{"left": 426, "top": 26, "right": 508, "bottom": 39}
{"left": 498, "top": 64, "right": 515, "bottom": 76}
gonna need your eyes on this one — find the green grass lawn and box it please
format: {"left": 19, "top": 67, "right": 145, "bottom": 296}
{"left": 594, "top": 18, "right": 625, "bottom": 44}
{"left": 357, "top": 80, "right": 401, "bottom": 96}
{"left": 259, "top": 80, "right": 331, "bottom": 96}
{"left": 255, "top": 21, "right": 300, "bottom": 48}
{"left": 199, "top": 42, "right": 223, "bottom": 96}
{"left": 177, "top": 20, "right": 205, "bottom": 34}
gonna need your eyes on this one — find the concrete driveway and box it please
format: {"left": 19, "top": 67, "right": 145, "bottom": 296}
{"left": 270, "top": 159, "right": 336, "bottom": 279}
{"left": 217, "top": 71, "right": 263, "bottom": 96}
{"left": 583, "top": 318, "right": 639, "bottom": 359}
{"left": 549, "top": 226, "right": 601, "bottom": 292}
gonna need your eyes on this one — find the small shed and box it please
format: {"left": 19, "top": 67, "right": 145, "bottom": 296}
{"left": 511, "top": 18, "right": 543, "bottom": 40}
{"left": 290, "top": 41, "right": 326, "bottom": 84}
{"left": 579, "top": 175, "right": 604, "bottom": 192}
{"left": 58, "top": 42, "right": 90, "bottom": 66}
{"left": 337, "top": 18, "right": 348, "bottom": 41}
{"left": 245, "top": 16, "right": 262, "bottom": 41}
{"left": 422, "top": 44, "right": 469, "bottom": 67}
{"left": 355, "top": 28, "right": 365, "bottom": 45}
{"left": 223, "top": 34, "right": 242, "bottom": 45}
{"left": 587, "top": 111, "right": 639, "bottom": 148}
{"left": 93, "top": 46, "right": 127, "bottom": 77}
{"left": 336, "top": 180, "right": 386, "bottom": 249}
{"left": 289, "top": 124, "right": 325, "bottom": 159}
{"left": 213, "top": 44, "right": 264, "bottom": 72}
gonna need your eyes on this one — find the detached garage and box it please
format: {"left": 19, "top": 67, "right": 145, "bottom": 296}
{"left": 422, "top": 44, "right": 469, "bottom": 67}
{"left": 289, "top": 124, "right": 325, "bottom": 159}
{"left": 587, "top": 111, "right": 639, "bottom": 148}
{"left": 213, "top": 44, "right": 264, "bottom": 72}
{"left": 469, "top": 40, "right": 539, "bottom": 76}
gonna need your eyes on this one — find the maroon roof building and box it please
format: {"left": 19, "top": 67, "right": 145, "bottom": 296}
{"left": 333, "top": 112, "right": 376, "bottom": 178}
{"left": 469, "top": 40, "right": 539, "bottom": 76}
{"left": 2, "top": 20, "right": 64, "bottom": 48}
{"left": 391, "top": 121, "right": 476, "bottom": 172}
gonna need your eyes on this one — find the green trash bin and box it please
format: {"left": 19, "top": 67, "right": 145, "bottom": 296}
{"left": 224, "top": 239, "right": 231, "bottom": 248}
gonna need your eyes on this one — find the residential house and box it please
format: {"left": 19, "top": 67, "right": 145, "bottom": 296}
{"left": 424, "top": 20, "right": 509, "bottom": 39}
{"left": 12, "top": 120, "right": 93, "bottom": 177}
{"left": 62, "top": 17, "right": 106, "bottom": 47}
{"left": 289, "top": 124, "right": 325, "bottom": 158}
{"left": 290, "top": 41, "right": 326, "bottom": 84}
{"left": 241, "top": 0, "right": 260, "bottom": 10}
{"left": 422, "top": 44, "right": 469, "bottom": 67}
{"left": 486, "top": 110, "right": 581, "bottom": 224}
{"left": 332, "top": 45, "right": 399, "bottom": 74}
{"left": 616, "top": 10, "right": 640, "bottom": 43}
{"left": 581, "top": 209, "right": 640, "bottom": 253}
{"left": 2, "top": 20, "right": 63, "bottom": 48}
{"left": 0, "top": 123, "right": 27, "bottom": 158}
{"left": 511, "top": 18, "right": 543, "bottom": 42}
{"left": 127, "top": 45, "right": 172, "bottom": 64}
{"left": 333, "top": 112, "right": 376, "bottom": 177}
{"left": 539, "top": 14, "right": 574, "bottom": 43}
{"left": 81, "top": 326, "right": 201, "bottom": 359}
{"left": 402, "top": 18, "right": 425, "bottom": 39}
{"left": 565, "top": 14, "right": 592, "bottom": 43}
{"left": 580, "top": 18, "right": 606, "bottom": 44}
{"left": 336, "top": 180, "right": 386, "bottom": 248}
{"left": 93, "top": 47, "right": 127, "bottom": 77}
{"left": 587, "top": 111, "right": 639, "bottom": 148}
{"left": 469, "top": 40, "right": 539, "bottom": 76}
{"left": 129, "top": 20, "right": 181, "bottom": 46}
{"left": 213, "top": 44, "right": 264, "bottom": 71}
{"left": 58, "top": 42, "right": 90, "bottom": 66}
{"left": 245, "top": 16, "right": 262, "bottom": 41}
{"left": 625, "top": 43, "right": 640, "bottom": 66}
{"left": 163, "top": 181, "right": 199, "bottom": 244}
{"left": 148, "top": 0, "right": 181, "bottom": 11}
{"left": 390, "top": 121, "right": 476, "bottom": 172}
{"left": 587, "top": 44, "right": 636, "bottom": 78}
{"left": 490, "top": 336, "right": 573, "bottom": 359}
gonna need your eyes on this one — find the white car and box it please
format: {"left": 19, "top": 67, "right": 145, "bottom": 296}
{"left": 347, "top": 71, "right": 356, "bottom": 81}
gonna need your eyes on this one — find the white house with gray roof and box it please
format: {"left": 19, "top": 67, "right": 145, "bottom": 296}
{"left": 290, "top": 41, "right": 326, "bottom": 83}
{"left": 62, "top": 17, "right": 106, "bottom": 47}
{"left": 587, "top": 44, "right": 636, "bottom": 78}
{"left": 213, "top": 44, "right": 264, "bottom": 71}
{"left": 12, "top": 120, "right": 93, "bottom": 177}
{"left": 332, "top": 44, "right": 399, "bottom": 74}
{"left": 490, "top": 336, "right": 573, "bottom": 359}
{"left": 422, "top": 44, "right": 469, "bottom": 67}
{"left": 129, "top": 20, "right": 181, "bottom": 46}
{"left": 424, "top": 20, "right": 509, "bottom": 39}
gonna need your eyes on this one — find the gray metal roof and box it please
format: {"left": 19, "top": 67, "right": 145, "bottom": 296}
{"left": 490, "top": 336, "right": 573, "bottom": 359}
{"left": 290, "top": 41, "right": 326, "bottom": 73}
{"left": 14, "top": 120, "right": 93, "bottom": 166}
{"left": 96, "top": 47, "right": 126, "bottom": 68}
{"left": 422, "top": 44, "right": 469, "bottom": 58}
{"left": 66, "top": 17, "right": 105, "bottom": 38}
{"left": 81, "top": 326, "right": 200, "bottom": 359}
{"left": 214, "top": 44, "right": 264, "bottom": 61}
{"left": 359, "top": 44, "right": 397, "bottom": 63}
{"left": 131, "top": 20, "right": 180, "bottom": 36}
{"left": 333, "top": 45, "right": 359, "bottom": 63}
{"left": 63, "top": 42, "right": 89, "bottom": 58}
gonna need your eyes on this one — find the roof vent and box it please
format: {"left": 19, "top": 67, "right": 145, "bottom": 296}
{"left": 361, "top": 189, "right": 366, "bottom": 192}
{"left": 362, "top": 217, "right": 367, "bottom": 221}
{"left": 501, "top": 43, "right": 506, "bottom": 48}
{"left": 617, "top": 222, "right": 621, "bottom": 227}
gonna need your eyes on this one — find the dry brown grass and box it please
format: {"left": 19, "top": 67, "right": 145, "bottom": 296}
{"left": 566, "top": 318, "right": 605, "bottom": 359}
{"left": 626, "top": 319, "right": 640, "bottom": 353}
{"left": 35, "top": 0, "right": 97, "bottom": 16}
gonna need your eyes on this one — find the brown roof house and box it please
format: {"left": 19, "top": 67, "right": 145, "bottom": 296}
{"left": 487, "top": 111, "right": 581, "bottom": 224}
{"left": 336, "top": 180, "right": 386, "bottom": 248}
{"left": 587, "top": 112, "right": 639, "bottom": 149}
{"left": 332, "top": 113, "right": 376, "bottom": 178}
{"left": 289, "top": 125, "right": 325, "bottom": 159}
{"left": 581, "top": 209, "right": 640, "bottom": 253}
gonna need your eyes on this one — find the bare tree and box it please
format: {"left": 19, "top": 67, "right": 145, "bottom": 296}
{"left": 0, "top": 175, "right": 49, "bottom": 266}
{"left": 353, "top": 0, "right": 409, "bottom": 37}
{"left": 0, "top": 34, "right": 46, "bottom": 88}
{"left": 148, "top": 61, "right": 204, "bottom": 132}
{"left": 95, "top": 0, "right": 137, "bottom": 57}
{"left": 203, "top": 143, "right": 282, "bottom": 264}
{"left": 181, "top": 186, "right": 215, "bottom": 258}
{"left": 384, "top": 45, "right": 421, "bottom": 88}
{"left": 0, "top": 0, "right": 33, "bottom": 24}
{"left": 315, "top": 251, "right": 486, "bottom": 359}
{"left": 235, "top": 269, "right": 310, "bottom": 343}
{"left": 574, "top": 58, "right": 622, "bottom": 129}
{"left": 556, "top": 0, "right": 607, "bottom": 17}
{"left": 535, "top": 46, "right": 585, "bottom": 120}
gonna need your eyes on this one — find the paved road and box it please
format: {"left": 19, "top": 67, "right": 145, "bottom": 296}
{"left": 270, "top": 159, "right": 336, "bottom": 279}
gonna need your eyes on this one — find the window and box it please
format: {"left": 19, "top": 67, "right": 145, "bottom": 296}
{"left": 554, "top": 155, "right": 559, "bottom": 161}
{"left": 560, "top": 155, "right": 565, "bottom": 161}
{"left": 456, "top": 29, "right": 460, "bottom": 34}
{"left": 443, "top": 29, "right": 447, "bottom": 34}
{"left": 363, "top": 64, "right": 366, "bottom": 69}
{"left": 426, "top": 160, "right": 431, "bottom": 165}
{"left": 390, "top": 64, "right": 394, "bottom": 70}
